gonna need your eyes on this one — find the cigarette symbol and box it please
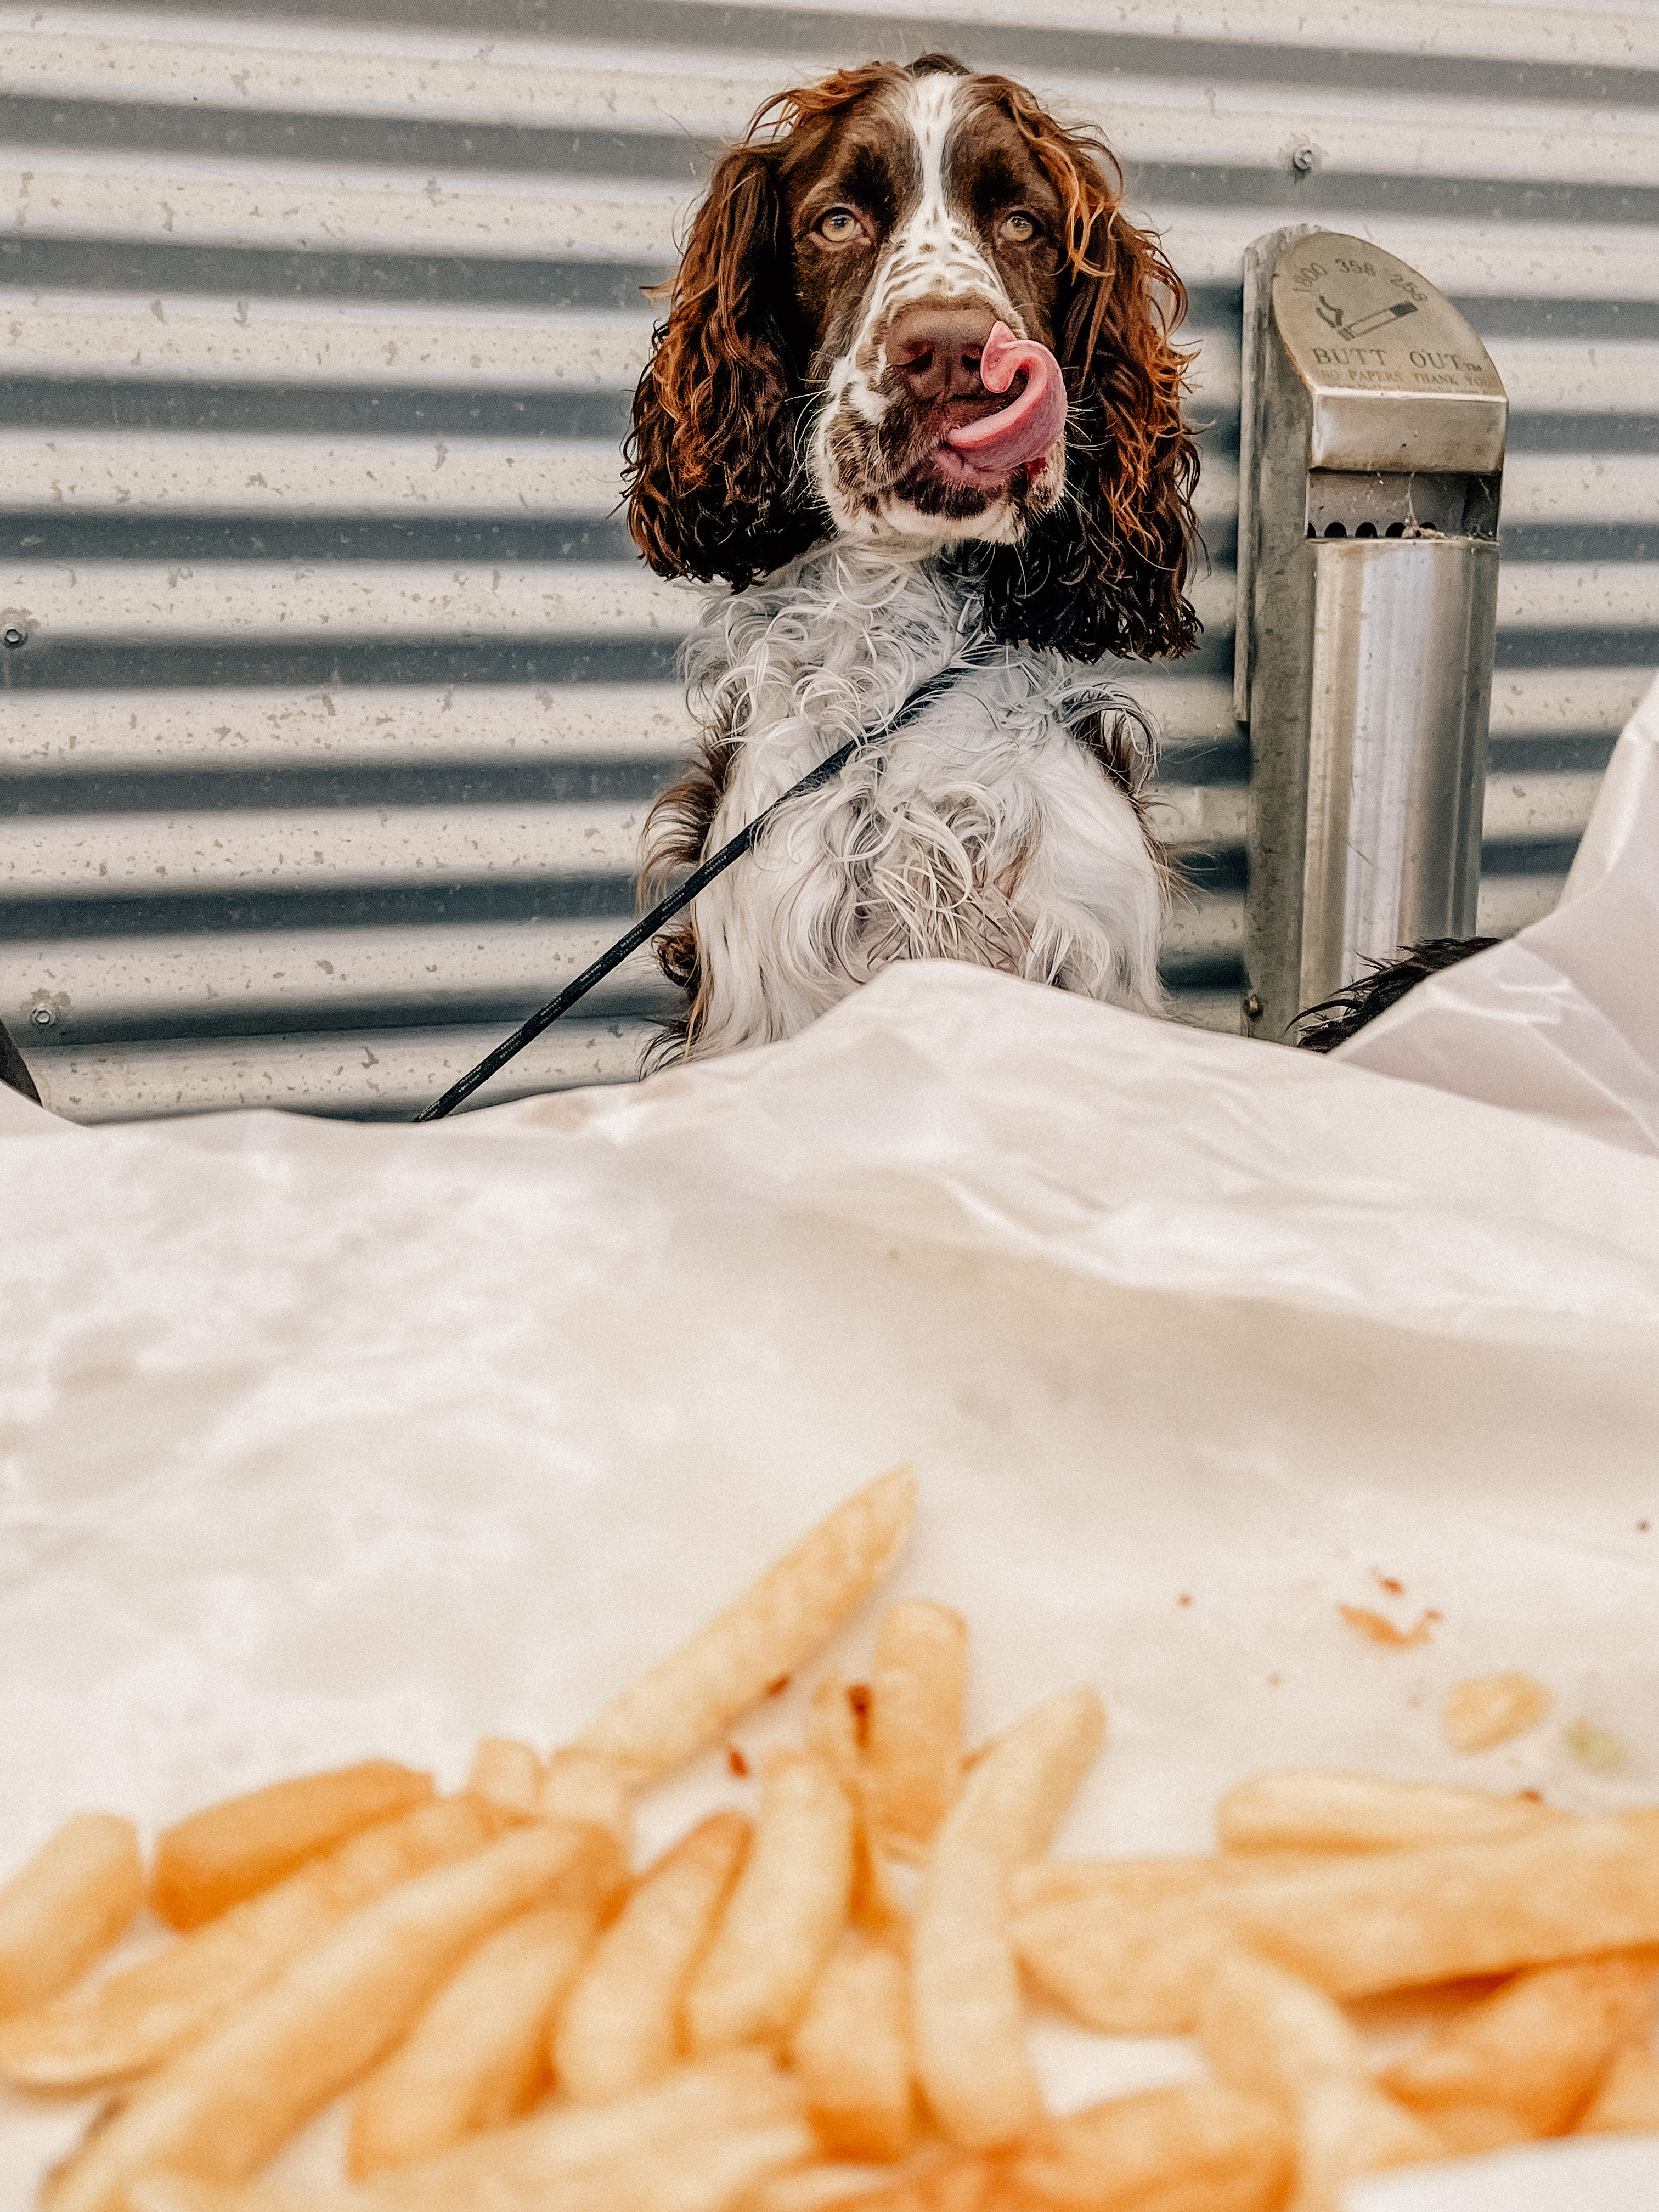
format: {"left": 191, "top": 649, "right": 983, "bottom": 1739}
{"left": 1343, "top": 302, "right": 1419, "bottom": 339}
{"left": 1315, "top": 297, "right": 1419, "bottom": 341}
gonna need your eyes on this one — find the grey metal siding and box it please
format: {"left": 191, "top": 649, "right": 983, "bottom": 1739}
{"left": 3, "top": 0, "right": 1656, "bottom": 1119}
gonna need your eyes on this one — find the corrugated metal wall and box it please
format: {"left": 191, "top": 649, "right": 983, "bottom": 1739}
{"left": 3, "top": 0, "right": 1656, "bottom": 1121}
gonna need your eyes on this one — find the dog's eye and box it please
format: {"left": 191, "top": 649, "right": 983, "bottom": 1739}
{"left": 1000, "top": 210, "right": 1037, "bottom": 244}
{"left": 817, "top": 207, "right": 864, "bottom": 242}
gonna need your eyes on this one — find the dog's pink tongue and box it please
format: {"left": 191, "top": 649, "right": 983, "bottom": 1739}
{"left": 944, "top": 321, "right": 1066, "bottom": 469}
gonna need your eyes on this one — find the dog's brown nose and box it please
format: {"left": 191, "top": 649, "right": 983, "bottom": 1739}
{"left": 886, "top": 303, "right": 998, "bottom": 402}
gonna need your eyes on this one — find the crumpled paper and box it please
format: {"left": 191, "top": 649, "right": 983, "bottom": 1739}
{"left": 3, "top": 919, "right": 1658, "bottom": 2204}
{"left": 1336, "top": 670, "right": 1659, "bottom": 1156}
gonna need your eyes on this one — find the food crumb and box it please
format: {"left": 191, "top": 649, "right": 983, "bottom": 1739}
{"left": 726, "top": 1744, "right": 750, "bottom": 1778}
{"left": 1640, "top": 1521, "right": 1651, "bottom": 1534}
{"left": 1373, "top": 1572, "right": 1406, "bottom": 1596}
{"left": 1565, "top": 1719, "right": 1627, "bottom": 1775}
{"left": 1177, "top": 1593, "right": 1193, "bottom": 1607}
{"left": 764, "top": 1674, "right": 792, "bottom": 1699}
{"left": 1517, "top": 1788, "right": 1545, "bottom": 1803}
{"left": 1267, "top": 1673, "right": 1283, "bottom": 1688}
{"left": 1339, "top": 1602, "right": 1440, "bottom": 1648}
{"left": 1443, "top": 1671, "right": 1552, "bottom": 1753}
{"left": 846, "top": 1683, "right": 872, "bottom": 1748}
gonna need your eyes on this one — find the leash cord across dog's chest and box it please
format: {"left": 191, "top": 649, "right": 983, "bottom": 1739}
{"left": 414, "top": 651, "right": 995, "bottom": 1122}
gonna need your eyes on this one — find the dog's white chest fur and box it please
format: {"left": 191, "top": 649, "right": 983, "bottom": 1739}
{"left": 675, "top": 546, "right": 1165, "bottom": 1059}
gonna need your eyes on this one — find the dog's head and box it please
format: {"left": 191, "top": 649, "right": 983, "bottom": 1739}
{"left": 626, "top": 54, "right": 1200, "bottom": 662}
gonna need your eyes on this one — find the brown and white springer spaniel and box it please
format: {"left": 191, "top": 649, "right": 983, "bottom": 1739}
{"left": 626, "top": 53, "right": 1200, "bottom": 1062}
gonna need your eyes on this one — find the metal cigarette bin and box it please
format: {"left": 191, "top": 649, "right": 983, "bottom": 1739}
{"left": 1234, "top": 228, "right": 1509, "bottom": 1039}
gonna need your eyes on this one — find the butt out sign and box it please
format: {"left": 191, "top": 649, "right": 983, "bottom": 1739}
{"left": 1278, "top": 242, "right": 1500, "bottom": 388}
{"left": 1272, "top": 235, "right": 1507, "bottom": 473}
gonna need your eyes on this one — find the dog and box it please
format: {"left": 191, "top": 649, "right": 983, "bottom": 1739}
{"left": 624, "top": 53, "right": 1201, "bottom": 1062}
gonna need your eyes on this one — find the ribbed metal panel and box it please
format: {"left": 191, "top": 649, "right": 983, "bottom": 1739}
{"left": 3, "top": 0, "right": 1656, "bottom": 1120}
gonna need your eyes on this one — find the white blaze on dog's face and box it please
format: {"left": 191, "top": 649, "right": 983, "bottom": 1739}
{"left": 785, "top": 65, "right": 1072, "bottom": 546}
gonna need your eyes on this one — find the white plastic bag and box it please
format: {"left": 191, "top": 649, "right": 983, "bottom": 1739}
{"left": 1335, "top": 672, "right": 1659, "bottom": 1155}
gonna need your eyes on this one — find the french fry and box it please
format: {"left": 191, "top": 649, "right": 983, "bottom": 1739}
{"left": 351, "top": 2051, "right": 811, "bottom": 2211}
{"left": 805, "top": 1677, "right": 866, "bottom": 1794}
{"left": 1577, "top": 2035, "right": 1659, "bottom": 2134}
{"left": 803, "top": 1679, "right": 902, "bottom": 1938}
{"left": 537, "top": 1748, "right": 632, "bottom": 1851}
{"left": 865, "top": 1601, "right": 967, "bottom": 1859}
{"left": 824, "top": 2082, "right": 1293, "bottom": 2212}
{"left": 1216, "top": 1769, "right": 1566, "bottom": 1854}
{"left": 1288, "top": 2079, "right": 1443, "bottom": 2212}
{"left": 378, "top": 2125, "right": 814, "bottom": 2212}
{"left": 555, "top": 1810, "right": 750, "bottom": 2102}
{"left": 1012, "top": 1851, "right": 1348, "bottom": 1916}
{"left": 131, "top": 2185, "right": 316, "bottom": 2212}
{"left": 151, "top": 1765, "right": 435, "bottom": 1932}
{"left": 1008, "top": 2081, "right": 1293, "bottom": 2212}
{"left": 1382, "top": 1954, "right": 1655, "bottom": 2134}
{"left": 1013, "top": 1886, "right": 1290, "bottom": 2035}
{"left": 846, "top": 1835, "right": 905, "bottom": 1942}
{"left": 1442, "top": 1673, "right": 1553, "bottom": 1755}
{"left": 0, "top": 1796, "right": 504, "bottom": 2090}
{"left": 43, "top": 1818, "right": 624, "bottom": 2212}
{"left": 1016, "top": 1810, "right": 1659, "bottom": 2032}
{"left": 349, "top": 1902, "right": 606, "bottom": 2176}
{"left": 579, "top": 1467, "right": 916, "bottom": 1782}
{"left": 132, "top": 2053, "right": 814, "bottom": 2212}
{"left": 685, "top": 1753, "right": 854, "bottom": 2052}
{"left": 956, "top": 1685, "right": 1108, "bottom": 1866}
{"left": 1197, "top": 1945, "right": 1359, "bottom": 2109}
{"left": 740, "top": 2167, "right": 898, "bottom": 2212}
{"left": 912, "top": 1685, "right": 1104, "bottom": 2148}
{"left": 349, "top": 1898, "right": 602, "bottom": 2174}
{"left": 1426, "top": 2106, "right": 1534, "bottom": 2153}
{"left": 129, "top": 2185, "right": 313, "bottom": 2212}
{"left": 0, "top": 1813, "right": 143, "bottom": 2016}
{"left": 789, "top": 1933, "right": 914, "bottom": 2159}
{"left": 1198, "top": 1950, "right": 1440, "bottom": 2212}
{"left": 466, "top": 1739, "right": 543, "bottom": 1815}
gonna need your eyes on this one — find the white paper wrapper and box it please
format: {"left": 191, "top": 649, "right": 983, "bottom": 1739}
{"left": 1350, "top": 2136, "right": 1659, "bottom": 2211}
{"left": 1336, "top": 671, "right": 1659, "bottom": 1155}
{"left": 4, "top": 895, "right": 1658, "bottom": 2202}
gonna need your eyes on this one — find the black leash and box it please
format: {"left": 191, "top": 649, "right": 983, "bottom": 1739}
{"left": 415, "top": 653, "right": 990, "bottom": 1121}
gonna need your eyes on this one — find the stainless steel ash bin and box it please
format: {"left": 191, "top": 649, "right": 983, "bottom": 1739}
{"left": 1234, "top": 229, "right": 1509, "bottom": 1040}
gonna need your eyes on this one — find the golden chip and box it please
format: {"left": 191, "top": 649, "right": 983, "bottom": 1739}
{"left": 151, "top": 1764, "right": 435, "bottom": 1933}
{"left": 1216, "top": 1768, "right": 1565, "bottom": 1854}
{"left": 1383, "top": 1954, "right": 1654, "bottom": 2135}
{"left": 912, "top": 1685, "right": 1104, "bottom": 2148}
{"left": 0, "top": 1813, "right": 143, "bottom": 2018}
{"left": 348, "top": 1898, "right": 602, "bottom": 2174}
{"left": 789, "top": 1933, "right": 915, "bottom": 2160}
{"left": 579, "top": 1468, "right": 915, "bottom": 1783}
{"left": 1442, "top": 1673, "right": 1553, "bottom": 1755}
{"left": 685, "top": 1752, "right": 853, "bottom": 2053}
{"left": 555, "top": 1810, "right": 750, "bottom": 2102}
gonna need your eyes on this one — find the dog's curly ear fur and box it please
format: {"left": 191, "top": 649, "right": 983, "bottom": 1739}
{"left": 625, "top": 143, "right": 827, "bottom": 590}
{"left": 968, "top": 84, "right": 1200, "bottom": 663}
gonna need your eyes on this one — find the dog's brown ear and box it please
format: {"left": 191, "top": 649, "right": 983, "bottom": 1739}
{"left": 625, "top": 144, "right": 826, "bottom": 590}
{"left": 972, "top": 88, "right": 1201, "bottom": 662}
